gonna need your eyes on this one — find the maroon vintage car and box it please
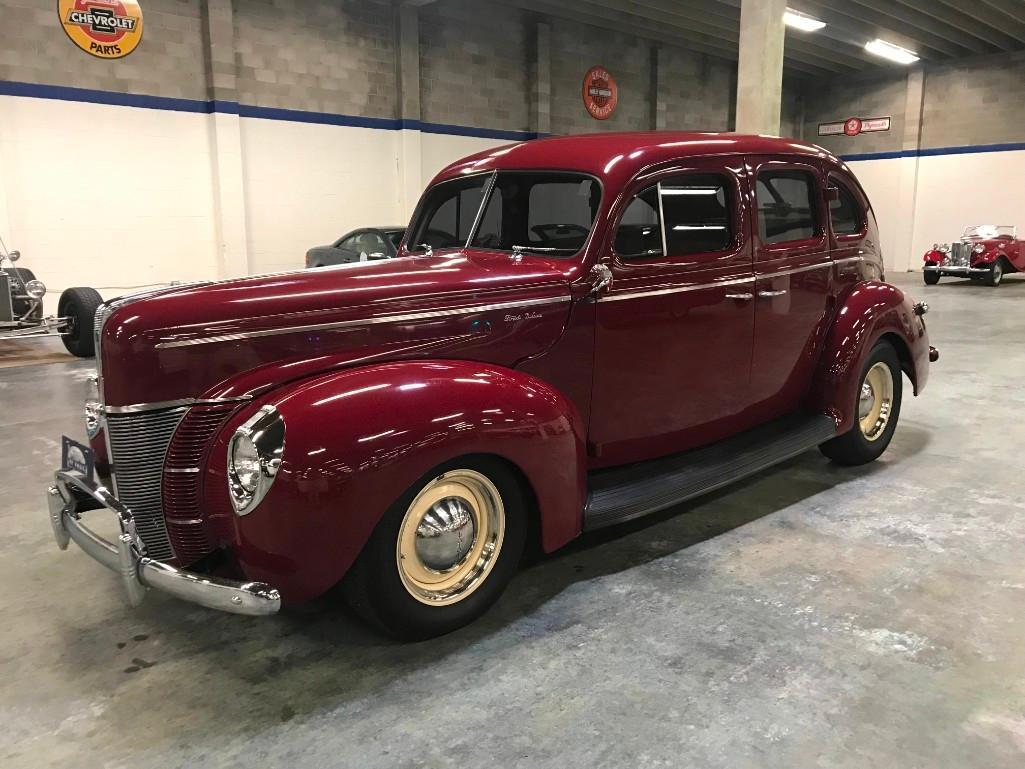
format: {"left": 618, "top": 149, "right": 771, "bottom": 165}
{"left": 48, "top": 132, "right": 936, "bottom": 639}
{"left": 923, "top": 225, "right": 1023, "bottom": 286}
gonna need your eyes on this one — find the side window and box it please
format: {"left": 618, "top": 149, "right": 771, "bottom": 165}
{"left": 355, "top": 232, "right": 387, "bottom": 254}
{"left": 409, "top": 175, "right": 490, "bottom": 249}
{"left": 660, "top": 174, "right": 732, "bottom": 255}
{"left": 337, "top": 234, "right": 360, "bottom": 251}
{"left": 829, "top": 179, "right": 863, "bottom": 236}
{"left": 756, "top": 170, "right": 819, "bottom": 245}
{"left": 615, "top": 187, "right": 662, "bottom": 260}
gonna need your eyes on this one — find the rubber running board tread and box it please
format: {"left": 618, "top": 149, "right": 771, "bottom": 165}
{"left": 584, "top": 413, "right": 837, "bottom": 530}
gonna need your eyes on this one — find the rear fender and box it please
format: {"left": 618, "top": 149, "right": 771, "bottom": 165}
{"left": 209, "top": 360, "right": 586, "bottom": 601}
{"left": 809, "top": 281, "right": 930, "bottom": 433}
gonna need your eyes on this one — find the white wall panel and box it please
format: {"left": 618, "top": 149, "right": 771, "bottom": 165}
{"left": 0, "top": 96, "right": 219, "bottom": 312}
{"left": 239, "top": 119, "right": 402, "bottom": 275}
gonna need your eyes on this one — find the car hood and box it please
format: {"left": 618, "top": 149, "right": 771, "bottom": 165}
{"left": 98, "top": 250, "right": 573, "bottom": 407}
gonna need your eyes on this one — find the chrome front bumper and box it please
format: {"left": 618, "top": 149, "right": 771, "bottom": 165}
{"left": 923, "top": 264, "right": 989, "bottom": 275}
{"left": 47, "top": 470, "right": 280, "bottom": 616}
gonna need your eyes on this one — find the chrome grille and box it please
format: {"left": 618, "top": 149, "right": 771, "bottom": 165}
{"left": 106, "top": 407, "right": 189, "bottom": 560}
{"left": 947, "top": 242, "right": 971, "bottom": 267}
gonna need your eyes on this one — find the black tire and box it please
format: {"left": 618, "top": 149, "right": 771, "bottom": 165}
{"left": 58, "top": 287, "right": 103, "bottom": 358}
{"left": 923, "top": 267, "right": 940, "bottom": 285}
{"left": 10, "top": 267, "right": 43, "bottom": 320}
{"left": 984, "top": 259, "right": 1004, "bottom": 287}
{"left": 819, "top": 341, "right": 903, "bottom": 466}
{"left": 344, "top": 456, "right": 527, "bottom": 640}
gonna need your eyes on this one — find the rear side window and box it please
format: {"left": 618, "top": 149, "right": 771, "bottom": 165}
{"left": 829, "top": 179, "right": 864, "bottom": 236}
{"left": 756, "top": 170, "right": 819, "bottom": 245}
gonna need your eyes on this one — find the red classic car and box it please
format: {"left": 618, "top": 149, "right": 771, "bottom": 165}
{"left": 48, "top": 133, "right": 936, "bottom": 639}
{"left": 923, "top": 225, "right": 1023, "bottom": 286}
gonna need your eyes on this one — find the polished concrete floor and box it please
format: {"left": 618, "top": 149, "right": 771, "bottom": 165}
{"left": 3, "top": 272, "right": 1025, "bottom": 768}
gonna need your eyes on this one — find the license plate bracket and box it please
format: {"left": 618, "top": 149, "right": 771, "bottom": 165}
{"left": 61, "top": 435, "right": 96, "bottom": 483}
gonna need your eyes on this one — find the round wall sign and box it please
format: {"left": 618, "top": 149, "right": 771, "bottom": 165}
{"left": 843, "top": 117, "right": 863, "bottom": 136}
{"left": 59, "top": 0, "right": 144, "bottom": 59}
{"left": 582, "top": 66, "right": 618, "bottom": 121}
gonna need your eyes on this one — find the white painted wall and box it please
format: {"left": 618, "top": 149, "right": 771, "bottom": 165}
{"left": 420, "top": 132, "right": 511, "bottom": 189}
{"left": 848, "top": 151, "right": 1025, "bottom": 275}
{"left": 239, "top": 119, "right": 403, "bottom": 275}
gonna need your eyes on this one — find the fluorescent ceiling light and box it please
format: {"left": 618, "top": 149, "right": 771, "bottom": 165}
{"left": 784, "top": 8, "right": 826, "bottom": 32}
{"left": 865, "top": 38, "right": 920, "bottom": 65}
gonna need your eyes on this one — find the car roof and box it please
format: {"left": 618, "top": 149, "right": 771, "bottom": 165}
{"left": 431, "top": 131, "right": 843, "bottom": 190}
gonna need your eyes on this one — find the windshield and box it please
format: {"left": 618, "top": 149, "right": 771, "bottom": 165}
{"left": 962, "top": 225, "right": 1015, "bottom": 240}
{"left": 407, "top": 171, "right": 601, "bottom": 258}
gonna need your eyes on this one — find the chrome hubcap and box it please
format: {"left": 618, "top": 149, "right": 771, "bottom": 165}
{"left": 396, "top": 469, "right": 505, "bottom": 606}
{"left": 414, "top": 497, "right": 477, "bottom": 571}
{"left": 858, "top": 362, "right": 894, "bottom": 442}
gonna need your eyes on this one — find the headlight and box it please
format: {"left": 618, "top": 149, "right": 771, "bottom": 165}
{"left": 973, "top": 244, "right": 985, "bottom": 254}
{"left": 24, "top": 279, "right": 46, "bottom": 299}
{"left": 938, "top": 244, "right": 950, "bottom": 254}
{"left": 7, "top": 250, "right": 20, "bottom": 262}
{"left": 228, "top": 405, "right": 285, "bottom": 515}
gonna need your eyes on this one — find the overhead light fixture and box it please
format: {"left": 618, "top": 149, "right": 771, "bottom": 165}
{"left": 865, "top": 38, "right": 920, "bottom": 65}
{"left": 784, "top": 8, "right": 826, "bottom": 32}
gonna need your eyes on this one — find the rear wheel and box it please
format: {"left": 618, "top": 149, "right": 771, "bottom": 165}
{"left": 344, "top": 457, "right": 527, "bottom": 640}
{"left": 58, "top": 287, "right": 102, "bottom": 357}
{"left": 923, "top": 265, "right": 940, "bottom": 285}
{"left": 984, "top": 260, "right": 1004, "bottom": 287}
{"left": 820, "top": 341, "right": 903, "bottom": 466}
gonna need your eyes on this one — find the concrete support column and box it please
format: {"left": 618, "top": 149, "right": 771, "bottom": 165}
{"left": 201, "top": 0, "right": 250, "bottom": 279}
{"left": 531, "top": 22, "right": 551, "bottom": 136}
{"left": 735, "top": 0, "right": 786, "bottom": 135}
{"left": 895, "top": 68, "right": 925, "bottom": 273}
{"left": 396, "top": 2, "right": 424, "bottom": 221}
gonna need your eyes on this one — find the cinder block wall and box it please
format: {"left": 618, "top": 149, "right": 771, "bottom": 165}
{"left": 801, "top": 72, "right": 909, "bottom": 156}
{"left": 233, "top": 0, "right": 397, "bottom": 116}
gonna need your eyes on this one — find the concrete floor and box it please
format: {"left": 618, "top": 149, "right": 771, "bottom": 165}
{"left": 3, "top": 272, "right": 1025, "bottom": 768}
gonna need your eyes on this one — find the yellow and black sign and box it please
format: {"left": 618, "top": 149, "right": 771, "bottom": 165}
{"left": 59, "top": 0, "right": 144, "bottom": 59}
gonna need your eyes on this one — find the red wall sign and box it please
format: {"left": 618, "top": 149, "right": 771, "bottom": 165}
{"left": 582, "top": 66, "right": 618, "bottom": 120}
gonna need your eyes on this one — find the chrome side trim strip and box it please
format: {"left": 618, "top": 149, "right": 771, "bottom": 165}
{"left": 104, "top": 396, "right": 251, "bottom": 414}
{"left": 154, "top": 295, "right": 571, "bottom": 349}
{"left": 602, "top": 257, "right": 865, "bottom": 303}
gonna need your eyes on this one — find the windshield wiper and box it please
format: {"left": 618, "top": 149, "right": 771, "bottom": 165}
{"left": 511, "top": 244, "right": 578, "bottom": 254}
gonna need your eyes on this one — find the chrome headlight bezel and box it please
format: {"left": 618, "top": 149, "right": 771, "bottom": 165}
{"left": 972, "top": 243, "right": 986, "bottom": 254}
{"left": 228, "top": 405, "right": 285, "bottom": 516}
{"left": 937, "top": 244, "right": 950, "bottom": 254}
{"left": 24, "top": 279, "right": 46, "bottom": 299}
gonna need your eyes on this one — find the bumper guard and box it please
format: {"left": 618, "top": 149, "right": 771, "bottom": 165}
{"left": 923, "top": 264, "right": 990, "bottom": 275}
{"left": 48, "top": 470, "right": 280, "bottom": 616}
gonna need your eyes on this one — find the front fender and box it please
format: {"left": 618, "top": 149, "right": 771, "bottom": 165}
{"left": 809, "top": 281, "right": 930, "bottom": 433}
{"left": 208, "top": 360, "right": 586, "bottom": 602}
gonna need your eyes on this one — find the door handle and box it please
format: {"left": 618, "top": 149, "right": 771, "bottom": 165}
{"left": 758, "top": 289, "right": 788, "bottom": 298}
{"left": 724, "top": 292, "right": 754, "bottom": 301}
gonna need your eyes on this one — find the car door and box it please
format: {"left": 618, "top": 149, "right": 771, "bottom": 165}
{"left": 589, "top": 158, "right": 756, "bottom": 467}
{"left": 747, "top": 157, "right": 833, "bottom": 420}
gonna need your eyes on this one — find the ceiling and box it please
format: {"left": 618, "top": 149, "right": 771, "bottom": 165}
{"left": 498, "top": 0, "right": 1025, "bottom": 78}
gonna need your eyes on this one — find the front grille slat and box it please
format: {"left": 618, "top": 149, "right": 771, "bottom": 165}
{"left": 106, "top": 407, "right": 190, "bottom": 561}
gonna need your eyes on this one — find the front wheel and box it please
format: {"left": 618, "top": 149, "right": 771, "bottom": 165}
{"left": 820, "top": 341, "right": 903, "bottom": 466}
{"left": 923, "top": 266, "right": 940, "bottom": 285}
{"left": 984, "top": 260, "right": 1004, "bottom": 287}
{"left": 58, "top": 287, "right": 102, "bottom": 357}
{"left": 344, "top": 458, "right": 527, "bottom": 640}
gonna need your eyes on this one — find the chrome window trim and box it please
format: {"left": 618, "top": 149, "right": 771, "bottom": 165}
{"left": 154, "top": 295, "right": 571, "bottom": 349}
{"left": 601, "top": 256, "right": 863, "bottom": 303}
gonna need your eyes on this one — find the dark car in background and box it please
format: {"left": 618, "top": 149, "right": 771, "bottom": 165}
{"left": 305, "top": 227, "right": 405, "bottom": 268}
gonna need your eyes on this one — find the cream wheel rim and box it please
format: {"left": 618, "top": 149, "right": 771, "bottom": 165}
{"left": 858, "top": 361, "right": 894, "bottom": 442}
{"left": 396, "top": 469, "right": 505, "bottom": 606}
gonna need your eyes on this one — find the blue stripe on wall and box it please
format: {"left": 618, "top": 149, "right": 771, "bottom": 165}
{"left": 2, "top": 79, "right": 1020, "bottom": 155}
{"left": 841, "top": 141, "right": 1025, "bottom": 162}
{"left": 0, "top": 79, "right": 540, "bottom": 142}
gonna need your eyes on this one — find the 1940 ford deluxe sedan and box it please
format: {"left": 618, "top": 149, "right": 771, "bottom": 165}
{"left": 47, "top": 133, "right": 936, "bottom": 639}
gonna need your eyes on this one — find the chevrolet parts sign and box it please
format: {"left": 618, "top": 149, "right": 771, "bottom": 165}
{"left": 59, "top": 0, "right": 144, "bottom": 59}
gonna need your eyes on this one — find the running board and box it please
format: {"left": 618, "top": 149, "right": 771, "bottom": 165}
{"left": 584, "top": 413, "right": 837, "bottom": 531}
